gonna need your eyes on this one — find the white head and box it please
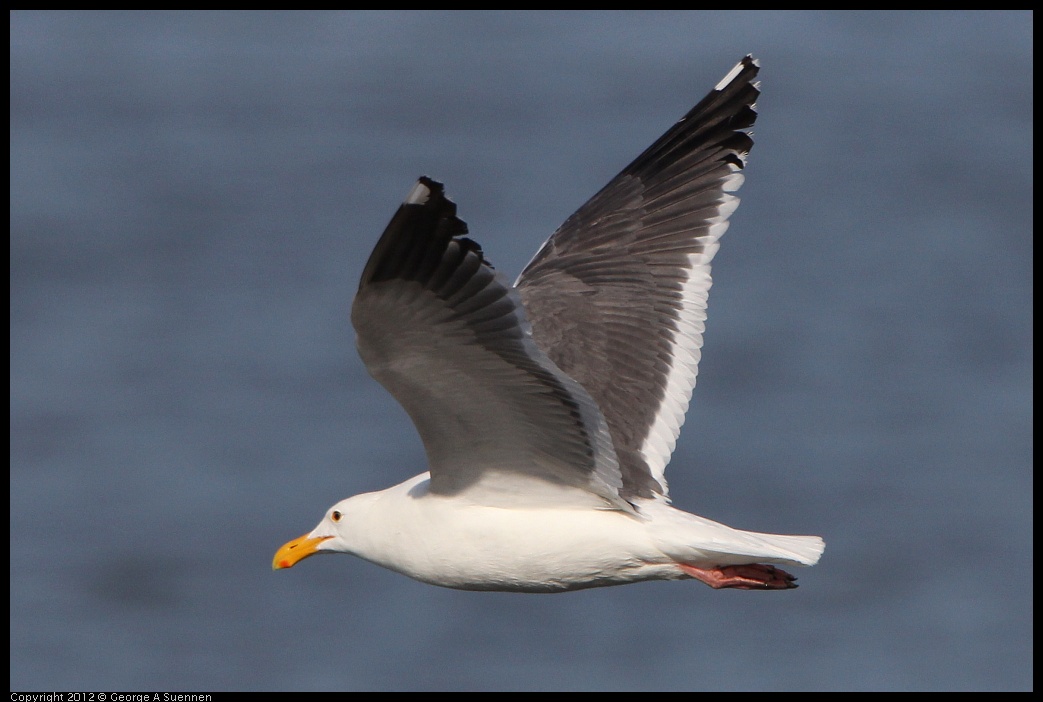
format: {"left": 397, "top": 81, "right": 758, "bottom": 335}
{"left": 272, "top": 498, "right": 356, "bottom": 570}
{"left": 272, "top": 474, "right": 429, "bottom": 571}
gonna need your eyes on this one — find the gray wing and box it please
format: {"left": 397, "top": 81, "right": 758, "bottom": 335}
{"left": 351, "top": 177, "right": 627, "bottom": 510}
{"left": 515, "top": 56, "right": 760, "bottom": 502}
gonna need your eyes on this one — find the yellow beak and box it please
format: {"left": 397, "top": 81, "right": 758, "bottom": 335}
{"left": 272, "top": 533, "right": 333, "bottom": 570}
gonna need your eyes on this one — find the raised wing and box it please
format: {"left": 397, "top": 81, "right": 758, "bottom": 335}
{"left": 351, "top": 178, "right": 628, "bottom": 510}
{"left": 516, "top": 56, "right": 760, "bottom": 501}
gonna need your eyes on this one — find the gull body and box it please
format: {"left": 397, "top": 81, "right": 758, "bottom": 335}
{"left": 281, "top": 473, "right": 823, "bottom": 592}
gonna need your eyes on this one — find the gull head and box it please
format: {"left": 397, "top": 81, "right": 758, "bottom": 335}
{"left": 272, "top": 501, "right": 352, "bottom": 570}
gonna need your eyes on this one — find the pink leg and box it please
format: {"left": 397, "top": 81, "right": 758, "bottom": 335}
{"left": 677, "top": 563, "right": 798, "bottom": 590}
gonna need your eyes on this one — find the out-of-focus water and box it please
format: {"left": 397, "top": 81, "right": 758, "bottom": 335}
{"left": 10, "top": 11, "right": 1032, "bottom": 691}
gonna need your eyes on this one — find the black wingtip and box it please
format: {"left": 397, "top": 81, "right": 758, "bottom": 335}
{"left": 405, "top": 176, "right": 456, "bottom": 213}
{"left": 722, "top": 55, "right": 760, "bottom": 86}
{"left": 359, "top": 177, "right": 480, "bottom": 291}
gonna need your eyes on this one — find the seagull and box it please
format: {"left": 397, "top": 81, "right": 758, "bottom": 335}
{"left": 273, "top": 56, "right": 824, "bottom": 592}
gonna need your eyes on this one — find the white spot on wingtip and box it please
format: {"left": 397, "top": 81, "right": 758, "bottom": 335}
{"left": 405, "top": 181, "right": 431, "bottom": 205}
{"left": 714, "top": 59, "right": 748, "bottom": 91}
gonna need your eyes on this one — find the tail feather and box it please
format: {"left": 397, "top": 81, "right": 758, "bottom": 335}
{"left": 643, "top": 501, "right": 825, "bottom": 568}
{"left": 733, "top": 531, "right": 825, "bottom": 566}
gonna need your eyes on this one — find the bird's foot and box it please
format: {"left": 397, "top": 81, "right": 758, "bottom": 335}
{"left": 677, "top": 563, "right": 798, "bottom": 590}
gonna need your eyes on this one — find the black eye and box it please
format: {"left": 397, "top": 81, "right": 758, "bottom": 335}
{"left": 331, "top": 510, "right": 342, "bottom": 522}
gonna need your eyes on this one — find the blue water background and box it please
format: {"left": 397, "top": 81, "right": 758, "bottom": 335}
{"left": 10, "top": 11, "right": 1032, "bottom": 691}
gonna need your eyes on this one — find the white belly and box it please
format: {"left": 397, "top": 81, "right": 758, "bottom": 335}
{"left": 344, "top": 477, "right": 679, "bottom": 592}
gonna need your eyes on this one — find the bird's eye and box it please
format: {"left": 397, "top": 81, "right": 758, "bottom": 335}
{"left": 331, "top": 510, "right": 342, "bottom": 522}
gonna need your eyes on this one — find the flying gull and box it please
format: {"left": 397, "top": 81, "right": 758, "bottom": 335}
{"left": 274, "top": 56, "right": 824, "bottom": 591}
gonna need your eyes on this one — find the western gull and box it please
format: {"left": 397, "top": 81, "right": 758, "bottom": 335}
{"left": 274, "top": 56, "right": 824, "bottom": 591}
